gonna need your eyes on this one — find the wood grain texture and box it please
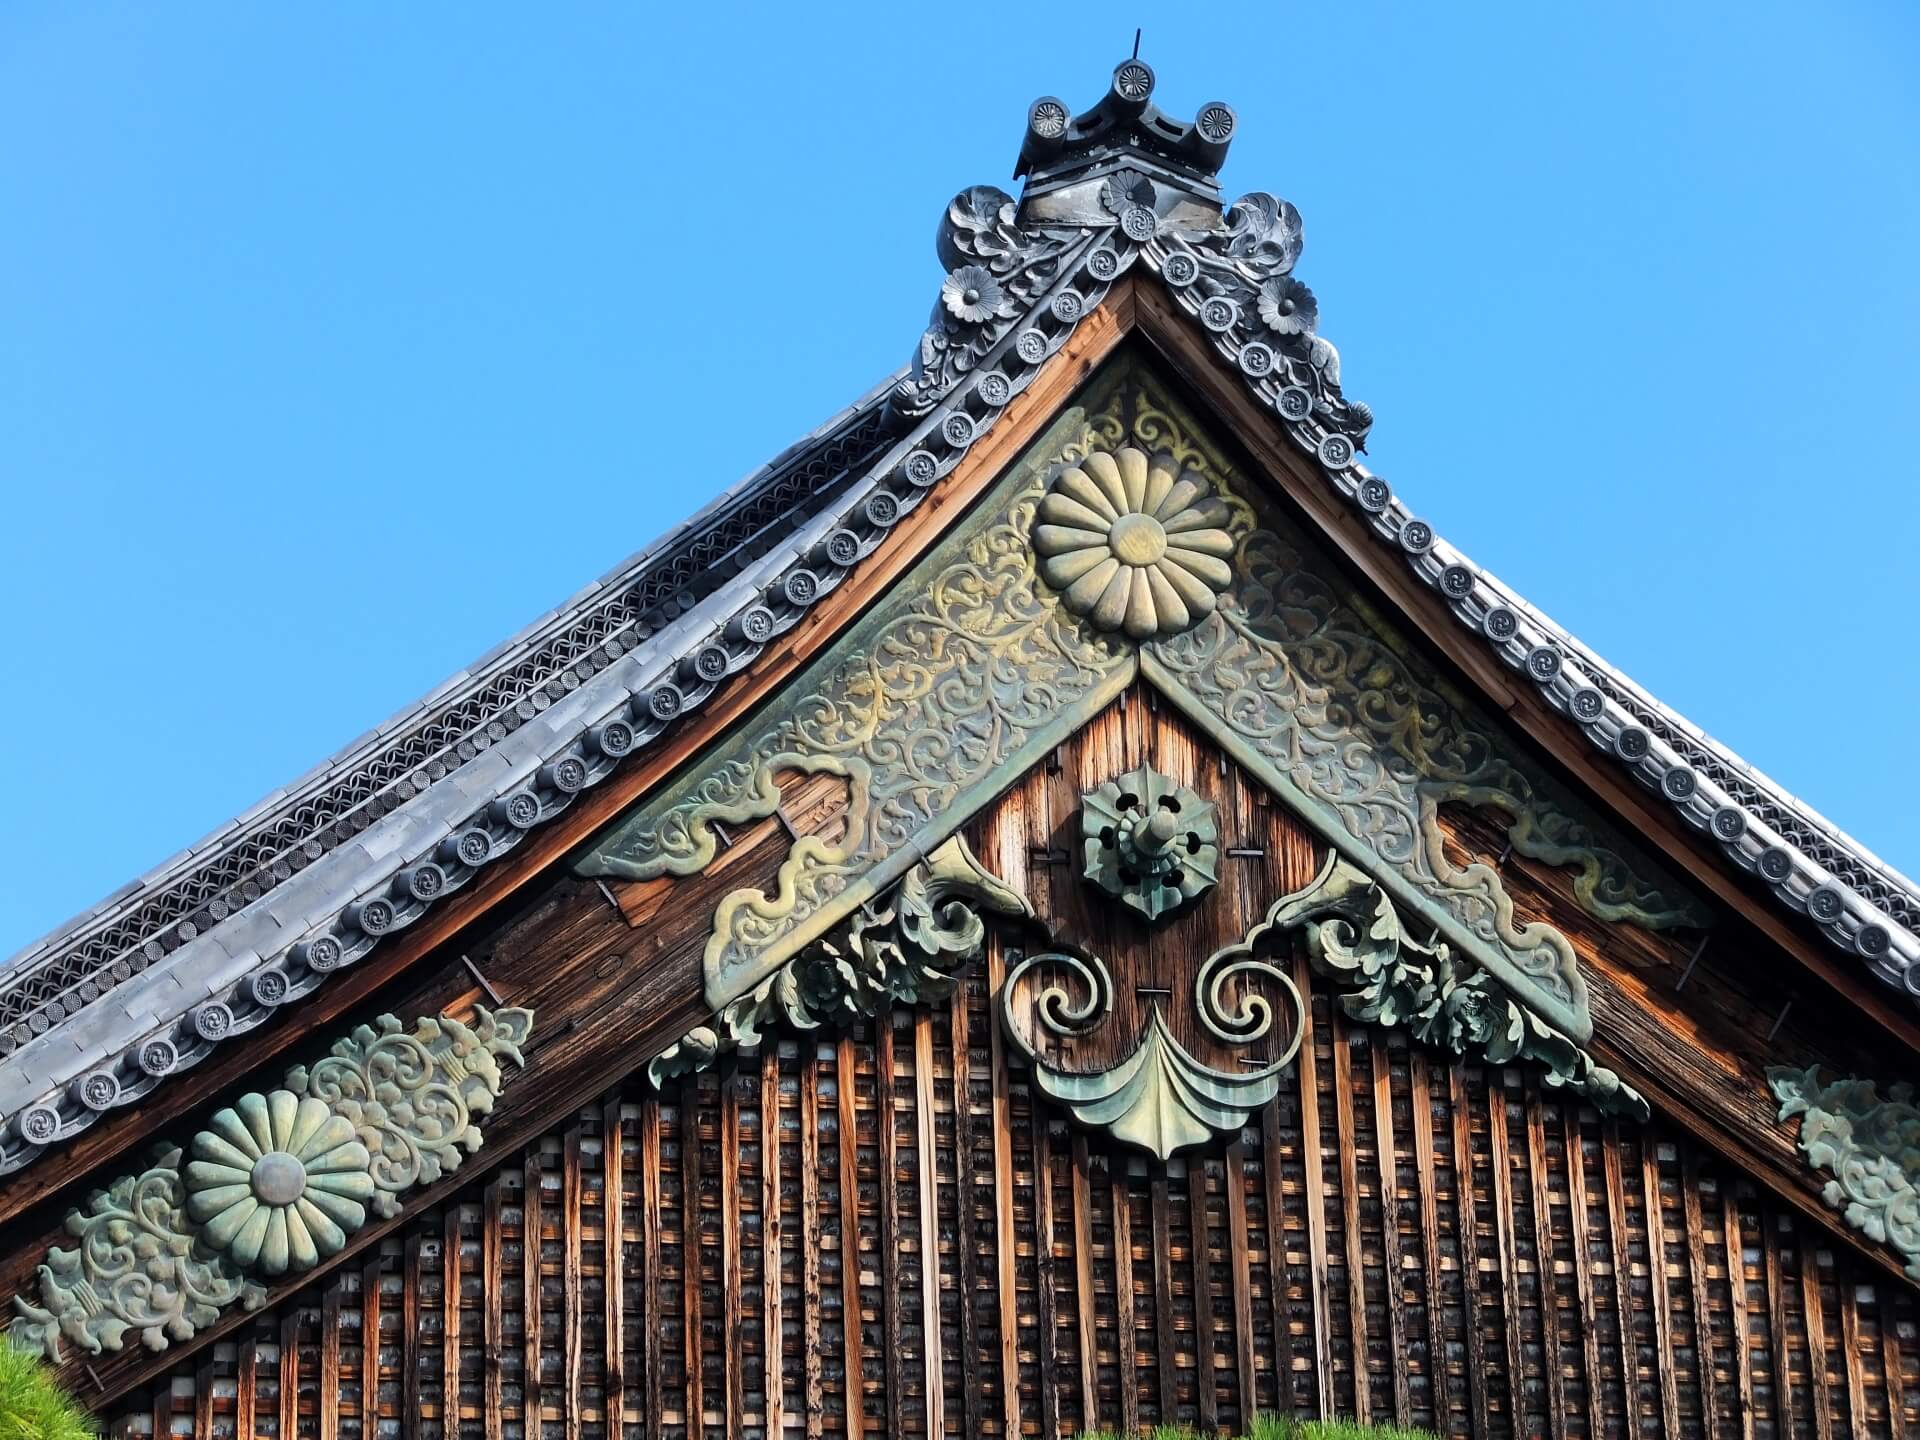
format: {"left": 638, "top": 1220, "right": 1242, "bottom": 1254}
{"left": 80, "top": 664, "right": 1920, "bottom": 1440}
{"left": 105, "top": 987, "right": 1920, "bottom": 1440}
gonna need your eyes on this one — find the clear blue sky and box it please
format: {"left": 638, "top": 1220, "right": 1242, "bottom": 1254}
{"left": 2, "top": 4, "right": 1916, "bottom": 955}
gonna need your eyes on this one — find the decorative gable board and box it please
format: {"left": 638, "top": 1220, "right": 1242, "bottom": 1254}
{"left": 84, "top": 702, "right": 1920, "bottom": 1437}
{"left": 4, "top": 60, "right": 1917, "bottom": 1440}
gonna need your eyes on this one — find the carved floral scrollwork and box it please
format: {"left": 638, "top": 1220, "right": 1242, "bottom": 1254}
{"left": 6, "top": 1150, "right": 265, "bottom": 1363}
{"left": 287, "top": 1007, "right": 532, "bottom": 1218}
{"left": 1139, "top": 358, "right": 1708, "bottom": 1035}
{"left": 581, "top": 361, "right": 1700, "bottom": 1050}
{"left": 1258, "top": 852, "right": 1646, "bottom": 1119}
{"left": 7, "top": 1006, "right": 532, "bottom": 1364}
{"left": 576, "top": 402, "right": 1136, "bottom": 1010}
{"left": 647, "top": 837, "right": 1031, "bottom": 1086}
{"left": 1769, "top": 1065, "right": 1920, "bottom": 1279}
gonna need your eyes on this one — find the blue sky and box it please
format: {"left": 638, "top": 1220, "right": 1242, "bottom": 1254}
{"left": 2, "top": 3, "right": 1916, "bottom": 955}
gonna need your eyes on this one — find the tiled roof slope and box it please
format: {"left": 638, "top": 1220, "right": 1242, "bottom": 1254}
{"left": 2, "top": 59, "right": 1915, "bottom": 1176}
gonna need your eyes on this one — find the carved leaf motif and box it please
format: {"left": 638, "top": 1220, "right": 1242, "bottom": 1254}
{"left": 1251, "top": 852, "right": 1646, "bottom": 1119}
{"left": 8, "top": 1007, "right": 533, "bottom": 1365}
{"left": 645, "top": 837, "right": 1030, "bottom": 1086}
{"left": 288, "top": 1005, "right": 534, "bottom": 1218}
{"left": 1769, "top": 1065, "right": 1920, "bottom": 1278}
{"left": 1027, "top": 1008, "right": 1284, "bottom": 1162}
{"left": 7, "top": 1149, "right": 265, "bottom": 1363}
{"left": 999, "top": 943, "right": 1301, "bottom": 1161}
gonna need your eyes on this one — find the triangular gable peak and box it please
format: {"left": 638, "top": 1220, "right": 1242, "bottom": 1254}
{"left": 577, "top": 351, "right": 1705, "bottom": 1096}
{"left": 6, "top": 62, "right": 1920, "bottom": 1422}
{"left": 2, "top": 55, "right": 1909, "bottom": 1185}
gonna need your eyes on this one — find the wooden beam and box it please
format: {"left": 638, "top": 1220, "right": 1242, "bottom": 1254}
{"left": 1372, "top": 1042, "right": 1412, "bottom": 1428}
{"left": 1072, "top": 1135, "right": 1100, "bottom": 1430}
{"left": 1151, "top": 1174, "right": 1179, "bottom": 1428}
{"left": 602, "top": 1099, "right": 626, "bottom": 1436}
{"left": 1484, "top": 1071, "right": 1527, "bottom": 1432}
{"left": 563, "top": 1129, "right": 584, "bottom": 1440}
{"left": 402, "top": 1235, "right": 420, "bottom": 1440}
{"left": 1449, "top": 1065, "right": 1493, "bottom": 1440}
{"left": 835, "top": 1036, "right": 864, "bottom": 1440}
{"left": 520, "top": 1148, "right": 547, "bottom": 1430}
{"left": 1523, "top": 1082, "right": 1568, "bottom": 1439}
{"left": 641, "top": 1100, "right": 665, "bottom": 1440}
{"left": 799, "top": 1054, "right": 825, "bottom": 1440}
{"left": 1724, "top": 1183, "right": 1756, "bottom": 1440}
{"left": 1262, "top": 1096, "right": 1300, "bottom": 1422}
{"left": 762, "top": 1051, "right": 785, "bottom": 1440}
{"left": 484, "top": 1178, "right": 505, "bottom": 1440}
{"left": 1329, "top": 1006, "right": 1369, "bottom": 1424}
{"left": 361, "top": 1252, "right": 382, "bottom": 1440}
{"left": 1189, "top": 1155, "right": 1218, "bottom": 1435}
{"left": 442, "top": 1199, "right": 463, "bottom": 1431}
{"left": 1035, "top": 1113, "right": 1063, "bottom": 1440}
{"left": 1682, "top": 1147, "right": 1721, "bottom": 1440}
{"left": 320, "top": 1287, "right": 342, "bottom": 1440}
{"left": 1113, "top": 1162, "right": 1141, "bottom": 1437}
{"left": 875, "top": 1016, "right": 904, "bottom": 1439}
{"left": 1294, "top": 953, "right": 1335, "bottom": 1421}
{"left": 722, "top": 1066, "right": 746, "bottom": 1440}
{"left": 1407, "top": 1053, "right": 1450, "bottom": 1432}
{"left": 1563, "top": 1105, "right": 1606, "bottom": 1440}
{"left": 914, "top": 1012, "right": 947, "bottom": 1440}
{"left": 1602, "top": 1123, "right": 1644, "bottom": 1438}
{"left": 1225, "top": 1141, "right": 1258, "bottom": 1428}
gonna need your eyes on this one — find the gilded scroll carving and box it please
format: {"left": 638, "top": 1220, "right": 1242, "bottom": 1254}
{"left": 646, "top": 836, "right": 1030, "bottom": 1086}
{"left": 1768, "top": 1065, "right": 1920, "bottom": 1279}
{"left": 579, "top": 396, "right": 1141, "bottom": 1011}
{"left": 1252, "top": 852, "right": 1647, "bottom": 1119}
{"left": 1127, "top": 366, "right": 1706, "bottom": 1035}
{"left": 8, "top": 1007, "right": 531, "bottom": 1362}
{"left": 579, "top": 356, "right": 1700, "bottom": 1043}
{"left": 1000, "top": 943, "right": 1304, "bottom": 1160}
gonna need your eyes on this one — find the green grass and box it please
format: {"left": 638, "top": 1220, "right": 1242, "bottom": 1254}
{"left": 0, "top": 1343, "right": 95, "bottom": 1440}
{"left": 1083, "top": 1420, "right": 1439, "bottom": 1440}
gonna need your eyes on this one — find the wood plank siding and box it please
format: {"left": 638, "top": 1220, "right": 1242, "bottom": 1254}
{"left": 105, "top": 991, "right": 1919, "bottom": 1440}
{"left": 76, "top": 689, "right": 1920, "bottom": 1440}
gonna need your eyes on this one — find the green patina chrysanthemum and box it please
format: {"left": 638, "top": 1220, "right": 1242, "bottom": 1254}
{"left": 184, "top": 1091, "right": 374, "bottom": 1276}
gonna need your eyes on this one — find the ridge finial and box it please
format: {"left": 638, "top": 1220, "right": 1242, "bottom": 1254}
{"left": 1014, "top": 59, "right": 1235, "bottom": 231}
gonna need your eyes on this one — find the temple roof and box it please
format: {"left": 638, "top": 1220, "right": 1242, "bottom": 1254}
{"left": 3, "top": 61, "right": 1915, "bottom": 1176}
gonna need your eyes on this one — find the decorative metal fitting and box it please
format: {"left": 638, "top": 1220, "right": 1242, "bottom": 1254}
{"left": 1080, "top": 765, "right": 1220, "bottom": 921}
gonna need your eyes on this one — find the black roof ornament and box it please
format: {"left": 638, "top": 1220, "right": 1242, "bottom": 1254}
{"left": 1015, "top": 59, "right": 1236, "bottom": 231}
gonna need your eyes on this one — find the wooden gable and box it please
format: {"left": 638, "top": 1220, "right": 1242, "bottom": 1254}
{"left": 5, "top": 55, "right": 1917, "bottom": 1435}
{"left": 12, "top": 303, "right": 1916, "bottom": 1440}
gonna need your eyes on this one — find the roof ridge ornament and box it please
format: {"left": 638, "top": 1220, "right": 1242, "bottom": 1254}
{"left": 1016, "top": 59, "right": 1235, "bottom": 232}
